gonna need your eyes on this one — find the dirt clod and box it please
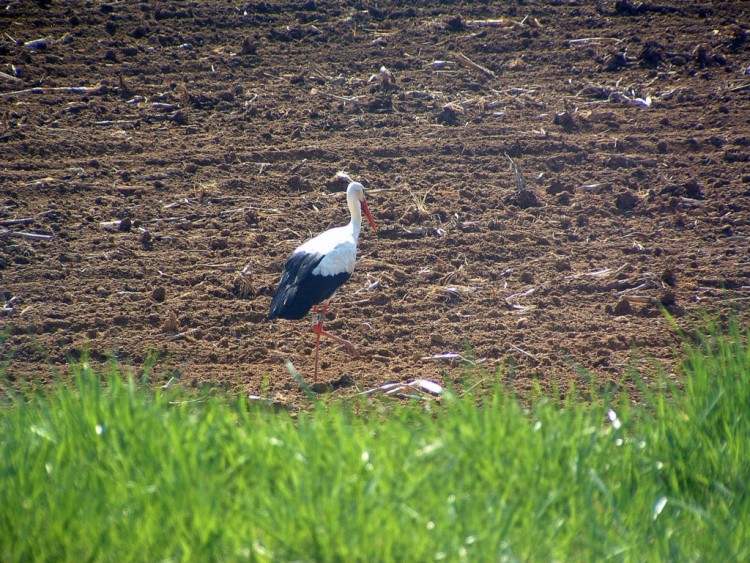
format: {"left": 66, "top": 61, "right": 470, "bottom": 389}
{"left": 546, "top": 179, "right": 575, "bottom": 196}
{"left": 639, "top": 40, "right": 666, "bottom": 66}
{"left": 437, "top": 103, "right": 463, "bottom": 126}
{"left": 615, "top": 190, "right": 639, "bottom": 212}
{"left": 211, "top": 238, "right": 229, "bottom": 251}
{"left": 241, "top": 38, "right": 257, "bottom": 55}
{"left": 151, "top": 287, "right": 167, "bottom": 303}
{"left": 611, "top": 298, "right": 634, "bottom": 316}
{"left": 661, "top": 289, "right": 677, "bottom": 307}
{"left": 161, "top": 310, "right": 179, "bottom": 334}
{"left": 445, "top": 15, "right": 464, "bottom": 32}
{"left": 325, "top": 172, "right": 352, "bottom": 192}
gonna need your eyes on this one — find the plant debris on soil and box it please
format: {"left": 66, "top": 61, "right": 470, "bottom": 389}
{"left": 2, "top": 1, "right": 749, "bottom": 404}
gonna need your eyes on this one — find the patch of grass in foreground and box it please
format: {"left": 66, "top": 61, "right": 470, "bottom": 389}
{"left": 1, "top": 321, "right": 749, "bottom": 562}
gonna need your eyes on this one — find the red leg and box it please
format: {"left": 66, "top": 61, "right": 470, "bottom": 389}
{"left": 310, "top": 302, "right": 358, "bottom": 380}
{"left": 317, "top": 328, "right": 358, "bottom": 356}
{"left": 312, "top": 305, "right": 322, "bottom": 381}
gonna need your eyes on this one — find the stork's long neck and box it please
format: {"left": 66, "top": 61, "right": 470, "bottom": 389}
{"left": 348, "top": 194, "right": 362, "bottom": 244}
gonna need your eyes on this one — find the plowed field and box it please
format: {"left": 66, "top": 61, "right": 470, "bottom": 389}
{"left": 2, "top": 0, "right": 749, "bottom": 403}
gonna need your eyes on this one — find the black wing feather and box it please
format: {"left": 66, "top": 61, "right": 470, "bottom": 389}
{"left": 268, "top": 252, "right": 351, "bottom": 320}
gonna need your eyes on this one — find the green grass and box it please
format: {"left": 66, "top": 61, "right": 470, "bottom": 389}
{"left": 1, "top": 320, "right": 749, "bottom": 562}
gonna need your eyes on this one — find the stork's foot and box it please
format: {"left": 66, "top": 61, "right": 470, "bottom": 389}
{"left": 312, "top": 310, "right": 359, "bottom": 357}
{"left": 319, "top": 327, "right": 359, "bottom": 357}
{"left": 339, "top": 338, "right": 359, "bottom": 357}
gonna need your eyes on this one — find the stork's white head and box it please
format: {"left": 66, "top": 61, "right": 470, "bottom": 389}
{"left": 347, "top": 182, "right": 377, "bottom": 232}
{"left": 347, "top": 181, "right": 365, "bottom": 200}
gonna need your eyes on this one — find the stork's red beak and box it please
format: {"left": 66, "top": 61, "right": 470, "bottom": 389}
{"left": 361, "top": 199, "right": 378, "bottom": 233}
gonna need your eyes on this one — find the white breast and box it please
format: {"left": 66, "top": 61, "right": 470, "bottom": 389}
{"left": 295, "top": 224, "right": 357, "bottom": 277}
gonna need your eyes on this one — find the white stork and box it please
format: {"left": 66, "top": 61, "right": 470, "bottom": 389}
{"left": 268, "top": 181, "right": 378, "bottom": 380}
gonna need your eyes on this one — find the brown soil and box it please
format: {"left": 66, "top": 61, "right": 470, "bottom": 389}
{"left": 2, "top": 1, "right": 749, "bottom": 403}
